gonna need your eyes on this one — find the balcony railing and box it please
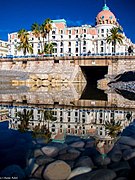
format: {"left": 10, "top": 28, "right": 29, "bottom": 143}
{"left": 0, "top": 52, "right": 134, "bottom": 60}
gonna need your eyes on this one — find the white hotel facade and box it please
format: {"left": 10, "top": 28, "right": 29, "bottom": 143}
{"left": 8, "top": 4, "right": 134, "bottom": 57}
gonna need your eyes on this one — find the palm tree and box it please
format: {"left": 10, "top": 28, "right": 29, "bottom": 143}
{"left": 31, "top": 22, "right": 43, "bottom": 53}
{"left": 44, "top": 18, "right": 53, "bottom": 43}
{"left": 17, "top": 108, "right": 33, "bottom": 132}
{"left": 44, "top": 42, "right": 54, "bottom": 55}
{"left": 43, "top": 110, "right": 55, "bottom": 130}
{"left": 105, "top": 120, "right": 122, "bottom": 138}
{"left": 18, "top": 29, "right": 27, "bottom": 43}
{"left": 31, "top": 23, "right": 40, "bottom": 38}
{"left": 31, "top": 18, "right": 53, "bottom": 54}
{"left": 17, "top": 29, "right": 33, "bottom": 55}
{"left": 106, "top": 27, "right": 123, "bottom": 54}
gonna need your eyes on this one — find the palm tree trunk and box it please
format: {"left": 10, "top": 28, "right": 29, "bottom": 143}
{"left": 114, "top": 41, "right": 116, "bottom": 54}
{"left": 48, "top": 120, "right": 49, "bottom": 130}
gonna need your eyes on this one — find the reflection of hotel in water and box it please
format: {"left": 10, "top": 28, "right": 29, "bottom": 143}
{"left": 3, "top": 106, "right": 134, "bottom": 140}
{"left": 0, "top": 82, "right": 135, "bottom": 141}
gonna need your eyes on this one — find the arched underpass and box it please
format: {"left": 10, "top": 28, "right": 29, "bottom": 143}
{"left": 80, "top": 66, "right": 108, "bottom": 101}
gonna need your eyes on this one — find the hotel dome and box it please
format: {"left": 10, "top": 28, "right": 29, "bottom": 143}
{"left": 96, "top": 4, "right": 117, "bottom": 25}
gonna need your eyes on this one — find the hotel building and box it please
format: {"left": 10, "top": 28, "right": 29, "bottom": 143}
{"left": 8, "top": 4, "right": 134, "bottom": 57}
{"left": 0, "top": 40, "right": 8, "bottom": 57}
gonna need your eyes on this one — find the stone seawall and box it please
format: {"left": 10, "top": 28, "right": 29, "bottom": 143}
{"left": 0, "top": 60, "right": 86, "bottom": 84}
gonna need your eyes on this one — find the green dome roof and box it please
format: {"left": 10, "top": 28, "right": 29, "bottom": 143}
{"left": 102, "top": 4, "right": 109, "bottom": 10}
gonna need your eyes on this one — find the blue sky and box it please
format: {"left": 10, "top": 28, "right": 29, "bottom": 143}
{"left": 0, "top": 0, "right": 135, "bottom": 43}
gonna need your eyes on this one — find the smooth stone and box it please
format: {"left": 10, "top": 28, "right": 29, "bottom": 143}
{"left": 26, "top": 158, "right": 35, "bottom": 176}
{"left": 85, "top": 140, "right": 95, "bottom": 148}
{"left": 65, "top": 135, "right": 81, "bottom": 144}
{"left": 0, "top": 165, "right": 25, "bottom": 180}
{"left": 31, "top": 163, "right": 39, "bottom": 175}
{"left": 128, "top": 157, "right": 135, "bottom": 168}
{"left": 94, "top": 155, "right": 111, "bottom": 166}
{"left": 34, "top": 149, "right": 44, "bottom": 158}
{"left": 108, "top": 147, "right": 122, "bottom": 162}
{"left": 48, "top": 142, "right": 68, "bottom": 151}
{"left": 36, "top": 155, "right": 54, "bottom": 165}
{"left": 58, "top": 149, "right": 81, "bottom": 160}
{"left": 58, "top": 148, "right": 67, "bottom": 155}
{"left": 108, "top": 161, "right": 131, "bottom": 172}
{"left": 69, "top": 169, "right": 116, "bottom": 180}
{"left": 82, "top": 147, "right": 100, "bottom": 157}
{"left": 67, "top": 167, "right": 92, "bottom": 180}
{"left": 65, "top": 161, "right": 75, "bottom": 169}
{"left": 118, "top": 136, "right": 135, "bottom": 146}
{"left": 118, "top": 143, "right": 131, "bottom": 151}
{"left": 70, "top": 141, "right": 85, "bottom": 148}
{"left": 32, "top": 165, "right": 44, "bottom": 179}
{"left": 43, "top": 160, "right": 71, "bottom": 180}
{"left": 123, "top": 148, "right": 135, "bottom": 160}
{"left": 42, "top": 146, "right": 59, "bottom": 157}
{"left": 75, "top": 156, "right": 94, "bottom": 168}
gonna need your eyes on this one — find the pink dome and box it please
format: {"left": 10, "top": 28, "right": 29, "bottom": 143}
{"left": 96, "top": 4, "right": 117, "bottom": 25}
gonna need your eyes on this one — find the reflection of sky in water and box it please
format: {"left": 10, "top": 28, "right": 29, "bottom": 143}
{"left": 0, "top": 121, "right": 33, "bottom": 171}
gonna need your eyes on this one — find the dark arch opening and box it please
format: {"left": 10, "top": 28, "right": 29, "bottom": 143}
{"left": 80, "top": 66, "right": 108, "bottom": 100}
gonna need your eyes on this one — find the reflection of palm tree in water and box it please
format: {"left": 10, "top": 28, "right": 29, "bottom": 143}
{"left": 96, "top": 140, "right": 114, "bottom": 160}
{"left": 95, "top": 120, "right": 122, "bottom": 159}
{"left": 105, "top": 120, "right": 122, "bottom": 138}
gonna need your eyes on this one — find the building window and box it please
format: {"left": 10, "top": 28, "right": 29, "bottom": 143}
{"left": 83, "top": 41, "right": 86, "bottom": 46}
{"left": 76, "top": 41, "right": 78, "bottom": 46}
{"left": 76, "top": 30, "right": 78, "bottom": 33}
{"left": 101, "top": 47, "right": 103, "bottom": 52}
{"left": 69, "top": 35, "right": 71, "bottom": 39}
{"left": 60, "top": 42, "right": 63, "bottom": 46}
{"left": 75, "top": 111, "right": 78, "bottom": 116}
{"left": 101, "top": 41, "right": 103, "bottom": 46}
{"left": 68, "top": 117, "right": 70, "bottom": 122}
{"left": 76, "top": 35, "right": 78, "bottom": 38}
{"left": 76, "top": 47, "right": 78, "bottom": 53}
{"left": 52, "top": 36, "right": 55, "bottom": 39}
{"left": 68, "top": 48, "right": 71, "bottom": 53}
{"left": 60, "top": 117, "right": 63, "bottom": 122}
{"left": 101, "top": 29, "right": 104, "bottom": 33}
{"left": 52, "top": 30, "right": 55, "bottom": 34}
{"left": 68, "top": 42, "right": 71, "bottom": 46}
{"left": 84, "top": 29, "right": 86, "bottom": 33}
{"left": 61, "top": 35, "right": 63, "bottom": 39}
{"left": 69, "top": 30, "right": 71, "bottom": 34}
{"left": 60, "top": 48, "right": 63, "bottom": 53}
{"left": 68, "top": 111, "right": 71, "bottom": 116}
{"left": 83, "top": 47, "right": 86, "bottom": 52}
{"left": 60, "top": 30, "right": 63, "bottom": 34}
